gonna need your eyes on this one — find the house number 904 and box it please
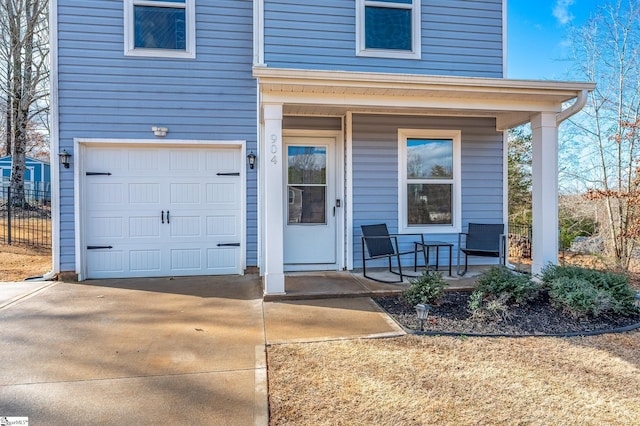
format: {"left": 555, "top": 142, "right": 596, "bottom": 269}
{"left": 270, "top": 134, "right": 278, "bottom": 165}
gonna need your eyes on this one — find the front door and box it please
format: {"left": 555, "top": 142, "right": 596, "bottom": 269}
{"left": 283, "top": 137, "right": 338, "bottom": 269}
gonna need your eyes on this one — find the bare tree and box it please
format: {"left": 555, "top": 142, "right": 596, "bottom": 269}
{"left": 563, "top": 0, "right": 640, "bottom": 269}
{"left": 0, "top": 0, "right": 49, "bottom": 205}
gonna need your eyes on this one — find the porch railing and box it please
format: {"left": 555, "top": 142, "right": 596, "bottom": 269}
{"left": 508, "top": 222, "right": 532, "bottom": 259}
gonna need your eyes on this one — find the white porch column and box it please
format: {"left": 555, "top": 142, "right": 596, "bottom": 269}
{"left": 262, "top": 104, "right": 285, "bottom": 294}
{"left": 531, "top": 112, "right": 559, "bottom": 275}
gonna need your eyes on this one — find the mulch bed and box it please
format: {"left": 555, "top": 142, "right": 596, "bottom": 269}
{"left": 375, "top": 292, "right": 640, "bottom": 336}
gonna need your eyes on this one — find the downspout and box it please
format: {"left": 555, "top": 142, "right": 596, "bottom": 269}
{"left": 556, "top": 89, "right": 589, "bottom": 125}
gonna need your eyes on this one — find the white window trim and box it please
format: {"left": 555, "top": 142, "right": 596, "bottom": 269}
{"left": 356, "top": 0, "right": 421, "bottom": 60}
{"left": 398, "top": 129, "right": 461, "bottom": 234}
{"left": 124, "top": 0, "right": 196, "bottom": 59}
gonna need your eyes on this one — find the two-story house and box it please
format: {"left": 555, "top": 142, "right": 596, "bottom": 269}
{"left": 50, "top": 1, "right": 594, "bottom": 295}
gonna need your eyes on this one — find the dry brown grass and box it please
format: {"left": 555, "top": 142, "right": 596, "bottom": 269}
{"left": 0, "top": 244, "right": 51, "bottom": 281}
{"left": 268, "top": 333, "right": 640, "bottom": 425}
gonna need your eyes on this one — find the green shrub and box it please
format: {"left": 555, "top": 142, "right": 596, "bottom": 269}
{"left": 467, "top": 267, "right": 538, "bottom": 320}
{"left": 547, "top": 276, "right": 615, "bottom": 318}
{"left": 475, "top": 266, "right": 539, "bottom": 305}
{"left": 541, "top": 265, "right": 636, "bottom": 316}
{"left": 402, "top": 270, "right": 448, "bottom": 306}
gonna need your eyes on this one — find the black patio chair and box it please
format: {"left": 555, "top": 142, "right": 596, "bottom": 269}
{"left": 361, "top": 224, "right": 424, "bottom": 283}
{"left": 457, "top": 223, "right": 506, "bottom": 276}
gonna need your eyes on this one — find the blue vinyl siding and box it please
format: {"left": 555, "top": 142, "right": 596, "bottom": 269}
{"left": 352, "top": 114, "right": 503, "bottom": 268}
{"left": 57, "top": 1, "right": 257, "bottom": 271}
{"left": 264, "top": 0, "right": 503, "bottom": 77}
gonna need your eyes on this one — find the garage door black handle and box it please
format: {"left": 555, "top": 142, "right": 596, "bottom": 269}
{"left": 216, "top": 172, "right": 240, "bottom": 176}
{"left": 161, "top": 210, "right": 164, "bottom": 224}
{"left": 87, "top": 246, "right": 113, "bottom": 250}
{"left": 217, "top": 243, "right": 240, "bottom": 247}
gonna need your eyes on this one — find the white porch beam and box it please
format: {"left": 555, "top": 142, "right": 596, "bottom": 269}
{"left": 531, "top": 112, "right": 559, "bottom": 276}
{"left": 262, "top": 104, "right": 285, "bottom": 295}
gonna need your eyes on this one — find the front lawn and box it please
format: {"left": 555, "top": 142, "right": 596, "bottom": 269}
{"left": 268, "top": 333, "right": 640, "bottom": 425}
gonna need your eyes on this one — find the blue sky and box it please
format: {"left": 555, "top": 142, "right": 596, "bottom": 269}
{"left": 507, "top": 0, "right": 602, "bottom": 80}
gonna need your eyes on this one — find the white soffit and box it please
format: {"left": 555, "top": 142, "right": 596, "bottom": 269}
{"left": 254, "top": 67, "right": 595, "bottom": 120}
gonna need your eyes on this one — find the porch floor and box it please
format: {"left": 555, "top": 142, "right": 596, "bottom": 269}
{"left": 263, "top": 266, "right": 490, "bottom": 301}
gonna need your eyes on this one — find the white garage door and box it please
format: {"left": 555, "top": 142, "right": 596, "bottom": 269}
{"left": 83, "top": 145, "right": 243, "bottom": 279}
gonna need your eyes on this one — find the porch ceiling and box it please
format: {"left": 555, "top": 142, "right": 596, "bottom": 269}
{"left": 254, "top": 67, "right": 596, "bottom": 129}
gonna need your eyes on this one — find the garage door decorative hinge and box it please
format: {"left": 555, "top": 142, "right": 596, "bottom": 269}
{"left": 86, "top": 172, "right": 112, "bottom": 176}
{"left": 217, "top": 243, "right": 240, "bottom": 247}
{"left": 216, "top": 172, "right": 240, "bottom": 176}
{"left": 87, "top": 245, "right": 113, "bottom": 250}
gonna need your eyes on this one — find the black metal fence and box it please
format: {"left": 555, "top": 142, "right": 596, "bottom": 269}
{"left": 0, "top": 186, "right": 52, "bottom": 247}
{"left": 508, "top": 222, "right": 532, "bottom": 259}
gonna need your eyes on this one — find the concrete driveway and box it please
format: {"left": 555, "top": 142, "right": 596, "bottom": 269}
{"left": 0, "top": 276, "right": 267, "bottom": 425}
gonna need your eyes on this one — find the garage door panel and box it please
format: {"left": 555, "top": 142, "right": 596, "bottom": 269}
{"left": 86, "top": 149, "right": 127, "bottom": 173}
{"left": 129, "top": 150, "right": 160, "bottom": 171}
{"left": 88, "top": 216, "right": 124, "bottom": 239}
{"left": 206, "top": 182, "right": 238, "bottom": 206}
{"left": 129, "top": 216, "right": 161, "bottom": 238}
{"left": 87, "top": 250, "right": 124, "bottom": 274}
{"left": 206, "top": 215, "right": 238, "bottom": 238}
{"left": 170, "top": 216, "right": 201, "bottom": 237}
{"left": 171, "top": 249, "right": 202, "bottom": 270}
{"left": 206, "top": 150, "right": 240, "bottom": 173}
{"left": 170, "top": 183, "right": 200, "bottom": 204}
{"left": 129, "top": 183, "right": 160, "bottom": 204}
{"left": 130, "top": 250, "right": 162, "bottom": 272}
{"left": 88, "top": 183, "right": 124, "bottom": 206}
{"left": 207, "top": 248, "right": 239, "bottom": 270}
{"left": 84, "top": 146, "right": 243, "bottom": 279}
{"left": 169, "top": 150, "right": 202, "bottom": 172}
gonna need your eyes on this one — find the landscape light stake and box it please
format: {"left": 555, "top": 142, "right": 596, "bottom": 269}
{"left": 415, "top": 303, "right": 431, "bottom": 332}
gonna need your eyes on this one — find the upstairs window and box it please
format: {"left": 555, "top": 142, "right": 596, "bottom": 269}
{"left": 125, "top": 0, "right": 196, "bottom": 58}
{"left": 356, "top": 0, "right": 421, "bottom": 59}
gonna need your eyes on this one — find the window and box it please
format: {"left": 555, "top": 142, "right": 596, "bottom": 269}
{"left": 398, "top": 129, "right": 461, "bottom": 233}
{"left": 124, "top": 0, "right": 195, "bottom": 58}
{"left": 356, "top": 0, "right": 421, "bottom": 59}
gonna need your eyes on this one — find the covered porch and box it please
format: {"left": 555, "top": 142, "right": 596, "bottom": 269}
{"left": 254, "top": 67, "right": 594, "bottom": 296}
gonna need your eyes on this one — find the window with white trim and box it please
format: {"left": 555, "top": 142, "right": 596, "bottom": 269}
{"left": 356, "top": 0, "right": 421, "bottom": 59}
{"left": 398, "top": 129, "right": 461, "bottom": 233}
{"left": 124, "top": 0, "right": 195, "bottom": 58}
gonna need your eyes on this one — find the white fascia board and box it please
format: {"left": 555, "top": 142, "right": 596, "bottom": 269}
{"left": 253, "top": 67, "right": 596, "bottom": 94}
{"left": 254, "top": 0, "right": 265, "bottom": 65}
{"left": 502, "top": 0, "right": 508, "bottom": 78}
{"left": 50, "top": 0, "right": 61, "bottom": 274}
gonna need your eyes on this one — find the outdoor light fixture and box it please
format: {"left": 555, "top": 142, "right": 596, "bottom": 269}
{"left": 247, "top": 151, "right": 256, "bottom": 169}
{"left": 415, "top": 303, "right": 431, "bottom": 332}
{"left": 59, "top": 149, "right": 71, "bottom": 169}
{"left": 152, "top": 126, "right": 168, "bottom": 137}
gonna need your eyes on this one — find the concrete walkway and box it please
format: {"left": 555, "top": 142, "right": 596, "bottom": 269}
{"left": 0, "top": 276, "right": 267, "bottom": 425}
{"left": 0, "top": 271, "right": 469, "bottom": 424}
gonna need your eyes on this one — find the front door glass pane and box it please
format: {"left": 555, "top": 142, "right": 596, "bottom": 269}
{"left": 287, "top": 146, "right": 327, "bottom": 224}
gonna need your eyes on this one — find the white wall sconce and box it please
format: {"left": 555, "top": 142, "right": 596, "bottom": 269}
{"left": 59, "top": 149, "right": 72, "bottom": 168}
{"left": 152, "top": 126, "right": 168, "bottom": 137}
{"left": 247, "top": 151, "right": 256, "bottom": 169}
